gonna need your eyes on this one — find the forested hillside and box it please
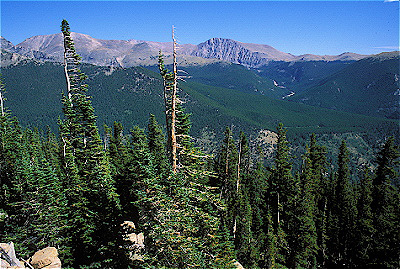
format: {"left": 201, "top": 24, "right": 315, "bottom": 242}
{"left": 1, "top": 20, "right": 399, "bottom": 269}
{"left": 289, "top": 52, "right": 400, "bottom": 119}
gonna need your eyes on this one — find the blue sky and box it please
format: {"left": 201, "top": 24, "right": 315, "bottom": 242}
{"left": 1, "top": 1, "right": 399, "bottom": 55}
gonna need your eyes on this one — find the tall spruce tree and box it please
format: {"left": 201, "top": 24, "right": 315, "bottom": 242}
{"left": 354, "top": 167, "right": 375, "bottom": 267}
{"left": 292, "top": 156, "right": 320, "bottom": 268}
{"left": 135, "top": 125, "right": 236, "bottom": 267}
{"left": 267, "top": 123, "right": 296, "bottom": 267}
{"left": 234, "top": 131, "right": 259, "bottom": 267}
{"left": 247, "top": 146, "right": 268, "bottom": 267}
{"left": 299, "top": 134, "right": 326, "bottom": 267}
{"left": 371, "top": 137, "right": 400, "bottom": 268}
{"left": 329, "top": 140, "right": 357, "bottom": 267}
{"left": 59, "top": 19, "right": 126, "bottom": 267}
{"left": 157, "top": 33, "right": 203, "bottom": 175}
{"left": 215, "top": 127, "right": 239, "bottom": 236}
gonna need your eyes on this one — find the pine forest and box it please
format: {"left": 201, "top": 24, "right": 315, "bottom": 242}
{"left": 1, "top": 20, "right": 399, "bottom": 269}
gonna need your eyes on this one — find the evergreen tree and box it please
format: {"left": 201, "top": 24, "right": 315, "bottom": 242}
{"left": 269, "top": 123, "right": 296, "bottom": 227}
{"left": 328, "top": 140, "right": 357, "bottom": 267}
{"left": 105, "top": 121, "right": 139, "bottom": 227}
{"left": 0, "top": 124, "right": 68, "bottom": 260}
{"left": 267, "top": 123, "right": 295, "bottom": 266}
{"left": 135, "top": 127, "right": 236, "bottom": 268}
{"left": 215, "top": 127, "right": 239, "bottom": 237}
{"left": 59, "top": 19, "right": 125, "bottom": 267}
{"left": 354, "top": 167, "right": 375, "bottom": 267}
{"left": 263, "top": 212, "right": 278, "bottom": 269}
{"left": 294, "top": 165, "right": 318, "bottom": 268}
{"left": 107, "top": 121, "right": 129, "bottom": 178}
{"left": 299, "top": 133, "right": 326, "bottom": 267}
{"left": 234, "top": 132, "right": 258, "bottom": 267}
{"left": 247, "top": 146, "right": 268, "bottom": 267}
{"left": 147, "top": 114, "right": 168, "bottom": 175}
{"left": 137, "top": 170, "right": 236, "bottom": 268}
{"left": 371, "top": 137, "right": 400, "bottom": 268}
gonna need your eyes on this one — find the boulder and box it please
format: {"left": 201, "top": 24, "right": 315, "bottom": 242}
{"left": 30, "top": 247, "right": 60, "bottom": 269}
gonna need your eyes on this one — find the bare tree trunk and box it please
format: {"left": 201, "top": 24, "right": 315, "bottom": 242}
{"left": 221, "top": 134, "right": 230, "bottom": 200}
{"left": 63, "top": 41, "right": 72, "bottom": 103}
{"left": 233, "top": 218, "right": 237, "bottom": 239}
{"left": 277, "top": 192, "right": 280, "bottom": 224}
{"left": 237, "top": 139, "right": 242, "bottom": 192}
{"left": 0, "top": 91, "right": 4, "bottom": 117}
{"left": 233, "top": 139, "right": 242, "bottom": 240}
{"left": 171, "top": 26, "right": 178, "bottom": 174}
{"left": 158, "top": 51, "right": 172, "bottom": 159}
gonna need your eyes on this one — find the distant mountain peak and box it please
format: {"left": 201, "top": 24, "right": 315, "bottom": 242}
{"left": 188, "top": 37, "right": 294, "bottom": 67}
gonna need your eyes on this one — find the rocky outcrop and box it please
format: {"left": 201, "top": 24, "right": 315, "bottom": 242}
{"left": 121, "top": 221, "right": 145, "bottom": 262}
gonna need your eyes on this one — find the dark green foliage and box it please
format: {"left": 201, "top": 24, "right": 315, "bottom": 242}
{"left": 327, "top": 140, "right": 358, "bottom": 267}
{"left": 257, "top": 60, "right": 352, "bottom": 94}
{"left": 299, "top": 134, "right": 327, "bottom": 267}
{"left": 215, "top": 127, "right": 239, "bottom": 233}
{"left": 267, "top": 123, "right": 296, "bottom": 267}
{"left": 246, "top": 147, "right": 268, "bottom": 266}
{"left": 269, "top": 123, "right": 296, "bottom": 232}
{"left": 58, "top": 20, "right": 125, "bottom": 267}
{"left": 105, "top": 121, "right": 139, "bottom": 228}
{"left": 0, "top": 110, "right": 68, "bottom": 259}
{"left": 147, "top": 114, "right": 168, "bottom": 175}
{"left": 178, "top": 62, "right": 290, "bottom": 99}
{"left": 2, "top": 59, "right": 399, "bottom": 142}
{"left": 235, "top": 187, "right": 256, "bottom": 267}
{"left": 291, "top": 52, "right": 400, "bottom": 119}
{"left": 354, "top": 167, "right": 375, "bottom": 267}
{"left": 371, "top": 137, "right": 400, "bottom": 268}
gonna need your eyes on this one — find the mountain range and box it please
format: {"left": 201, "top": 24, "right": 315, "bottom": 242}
{"left": 0, "top": 32, "right": 398, "bottom": 123}
{"left": 1, "top": 33, "right": 367, "bottom": 68}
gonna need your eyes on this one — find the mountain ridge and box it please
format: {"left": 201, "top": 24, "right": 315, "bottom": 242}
{"left": 1, "top": 33, "right": 368, "bottom": 68}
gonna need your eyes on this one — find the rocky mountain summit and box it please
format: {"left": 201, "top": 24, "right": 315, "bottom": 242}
{"left": 1, "top": 33, "right": 367, "bottom": 68}
{"left": 187, "top": 37, "right": 294, "bottom": 67}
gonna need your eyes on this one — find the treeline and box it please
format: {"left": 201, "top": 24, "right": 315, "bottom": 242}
{"left": 1, "top": 20, "right": 399, "bottom": 269}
